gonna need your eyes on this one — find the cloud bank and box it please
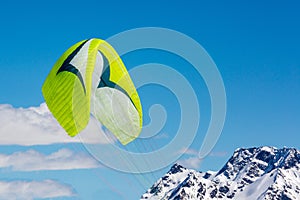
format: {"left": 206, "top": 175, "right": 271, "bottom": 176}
{"left": 0, "top": 180, "right": 75, "bottom": 200}
{"left": 0, "top": 103, "right": 114, "bottom": 146}
{"left": 0, "top": 148, "right": 100, "bottom": 171}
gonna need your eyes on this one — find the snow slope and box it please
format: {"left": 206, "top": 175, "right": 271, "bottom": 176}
{"left": 141, "top": 146, "right": 300, "bottom": 200}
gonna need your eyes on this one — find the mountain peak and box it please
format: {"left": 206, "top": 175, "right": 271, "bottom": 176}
{"left": 141, "top": 146, "right": 300, "bottom": 200}
{"left": 169, "top": 163, "right": 186, "bottom": 174}
{"left": 218, "top": 146, "right": 300, "bottom": 178}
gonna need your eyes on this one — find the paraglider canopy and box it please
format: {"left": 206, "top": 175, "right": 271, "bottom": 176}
{"left": 42, "top": 38, "right": 143, "bottom": 145}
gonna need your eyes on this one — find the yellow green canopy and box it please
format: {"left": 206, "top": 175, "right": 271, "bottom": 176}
{"left": 42, "top": 39, "right": 142, "bottom": 145}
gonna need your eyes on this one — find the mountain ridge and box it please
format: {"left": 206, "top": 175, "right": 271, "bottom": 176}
{"left": 141, "top": 146, "right": 300, "bottom": 200}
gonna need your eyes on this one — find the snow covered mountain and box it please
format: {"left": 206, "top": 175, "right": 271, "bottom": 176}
{"left": 141, "top": 146, "right": 300, "bottom": 200}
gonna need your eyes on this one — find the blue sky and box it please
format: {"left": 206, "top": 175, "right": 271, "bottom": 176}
{"left": 0, "top": 0, "right": 299, "bottom": 199}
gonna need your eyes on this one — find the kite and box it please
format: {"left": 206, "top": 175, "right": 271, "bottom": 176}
{"left": 42, "top": 39, "right": 142, "bottom": 145}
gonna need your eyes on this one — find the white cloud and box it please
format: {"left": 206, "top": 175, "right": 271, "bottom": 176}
{"left": 178, "top": 148, "right": 228, "bottom": 157}
{"left": 176, "top": 148, "right": 201, "bottom": 169}
{"left": 178, "top": 156, "right": 201, "bottom": 169}
{"left": 177, "top": 148, "right": 228, "bottom": 169}
{"left": 0, "top": 148, "right": 100, "bottom": 171}
{"left": 0, "top": 103, "right": 115, "bottom": 146}
{"left": 177, "top": 147, "right": 198, "bottom": 156}
{"left": 0, "top": 179, "right": 75, "bottom": 200}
